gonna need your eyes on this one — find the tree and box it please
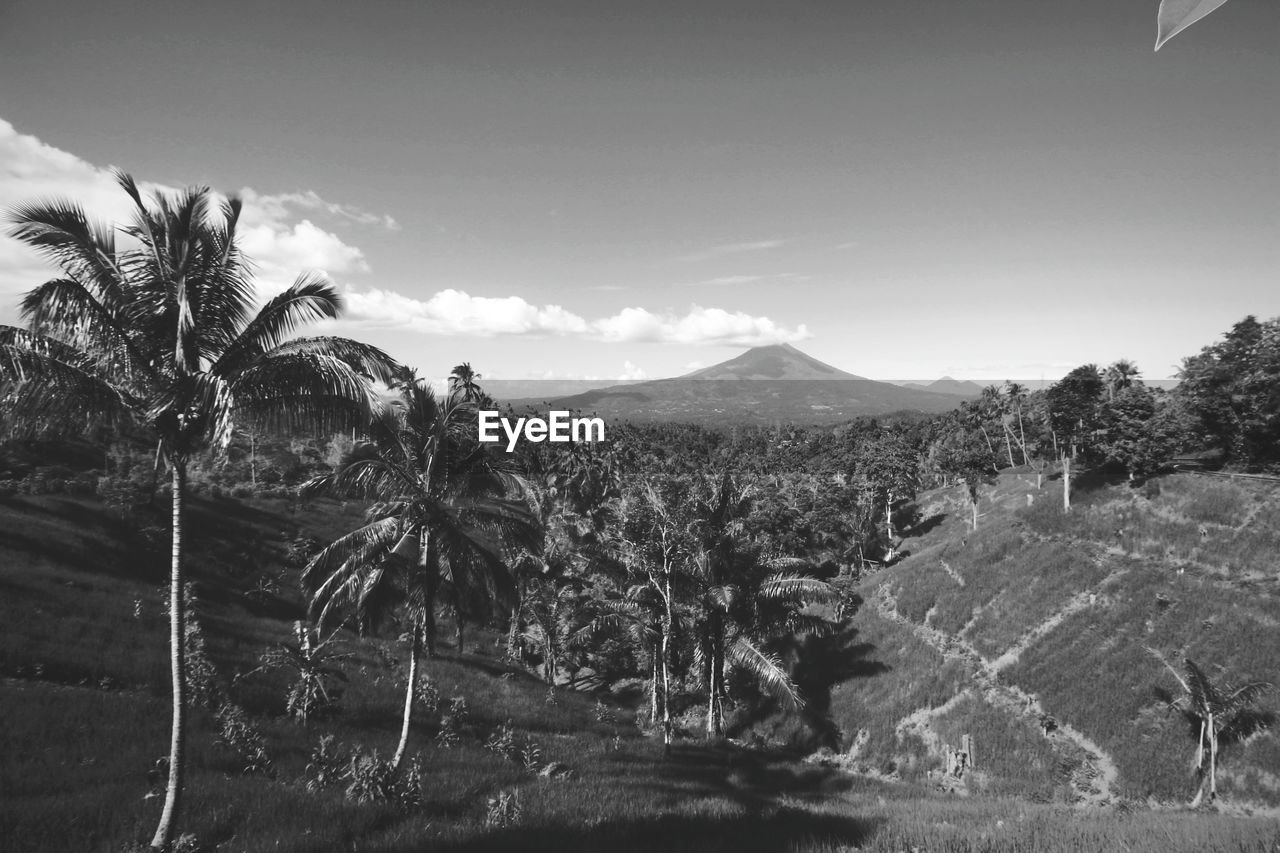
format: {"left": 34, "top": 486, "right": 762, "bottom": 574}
{"left": 1003, "top": 381, "right": 1032, "bottom": 466}
{"left": 855, "top": 432, "right": 920, "bottom": 561}
{"left": 448, "top": 361, "right": 490, "bottom": 405}
{"left": 1176, "top": 316, "right": 1280, "bottom": 470}
{"left": 1044, "top": 364, "right": 1105, "bottom": 511}
{"left": 0, "top": 174, "right": 397, "bottom": 849}
{"left": 616, "top": 478, "right": 693, "bottom": 753}
{"left": 1099, "top": 386, "right": 1195, "bottom": 482}
{"left": 933, "top": 428, "right": 997, "bottom": 530}
{"left": 1149, "top": 649, "right": 1274, "bottom": 805}
{"left": 1103, "top": 359, "right": 1141, "bottom": 402}
{"left": 303, "top": 379, "right": 538, "bottom": 771}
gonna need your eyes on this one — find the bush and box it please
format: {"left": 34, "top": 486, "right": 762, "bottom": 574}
{"left": 341, "top": 748, "right": 422, "bottom": 809}
{"left": 214, "top": 702, "right": 274, "bottom": 777}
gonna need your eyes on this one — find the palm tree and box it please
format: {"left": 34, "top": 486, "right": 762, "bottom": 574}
{"left": 615, "top": 478, "right": 693, "bottom": 753}
{"left": 448, "top": 362, "right": 488, "bottom": 405}
{"left": 1148, "top": 649, "right": 1274, "bottom": 805}
{"left": 1, "top": 174, "right": 398, "bottom": 849}
{"left": 1003, "top": 381, "right": 1032, "bottom": 467}
{"left": 1104, "top": 359, "right": 1142, "bottom": 401}
{"left": 303, "top": 378, "right": 538, "bottom": 771}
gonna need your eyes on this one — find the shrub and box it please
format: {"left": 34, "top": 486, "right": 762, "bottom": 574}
{"left": 342, "top": 748, "right": 422, "bottom": 809}
{"left": 304, "top": 734, "right": 345, "bottom": 793}
{"left": 484, "top": 789, "right": 522, "bottom": 828}
{"left": 485, "top": 721, "right": 519, "bottom": 762}
{"left": 214, "top": 702, "right": 274, "bottom": 777}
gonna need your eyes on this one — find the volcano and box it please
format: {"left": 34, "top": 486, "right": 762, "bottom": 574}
{"left": 509, "top": 344, "right": 973, "bottom": 425}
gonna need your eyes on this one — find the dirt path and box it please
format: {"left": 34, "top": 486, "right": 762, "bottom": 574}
{"left": 875, "top": 583, "right": 1119, "bottom": 806}
{"left": 989, "top": 563, "right": 1129, "bottom": 673}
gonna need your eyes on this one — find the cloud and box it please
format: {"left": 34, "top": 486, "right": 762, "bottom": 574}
{"left": 619, "top": 360, "right": 648, "bottom": 380}
{"left": 593, "top": 305, "right": 809, "bottom": 346}
{"left": 688, "top": 272, "right": 809, "bottom": 287}
{"left": 343, "top": 287, "right": 809, "bottom": 346}
{"left": 344, "top": 287, "right": 588, "bottom": 337}
{"left": 240, "top": 188, "right": 399, "bottom": 231}
{"left": 677, "top": 239, "right": 785, "bottom": 263}
{"left": 0, "top": 117, "right": 378, "bottom": 306}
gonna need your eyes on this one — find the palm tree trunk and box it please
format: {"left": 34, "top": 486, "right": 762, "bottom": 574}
{"left": 660, "top": 628, "right": 672, "bottom": 754}
{"left": 661, "top": 578, "right": 673, "bottom": 755}
{"left": 706, "top": 631, "right": 724, "bottom": 739}
{"left": 1016, "top": 409, "right": 1030, "bottom": 465}
{"left": 706, "top": 658, "right": 716, "bottom": 739}
{"left": 506, "top": 600, "right": 521, "bottom": 663}
{"left": 455, "top": 607, "right": 465, "bottom": 653}
{"left": 1062, "top": 454, "right": 1071, "bottom": 512}
{"left": 883, "top": 498, "right": 895, "bottom": 561}
{"left": 1208, "top": 717, "right": 1218, "bottom": 802}
{"left": 650, "top": 651, "right": 659, "bottom": 726}
{"left": 149, "top": 462, "right": 187, "bottom": 851}
{"left": 391, "top": 624, "right": 422, "bottom": 771}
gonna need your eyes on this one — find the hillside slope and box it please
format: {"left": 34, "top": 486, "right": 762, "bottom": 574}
{"left": 831, "top": 469, "right": 1280, "bottom": 812}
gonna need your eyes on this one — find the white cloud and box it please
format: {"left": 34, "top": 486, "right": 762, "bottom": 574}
{"left": 239, "top": 188, "right": 399, "bottom": 231}
{"left": 677, "top": 239, "right": 785, "bottom": 262}
{"left": 619, "top": 360, "right": 647, "bottom": 380}
{"left": 0, "top": 117, "right": 379, "bottom": 307}
{"left": 688, "top": 272, "right": 808, "bottom": 287}
{"left": 344, "top": 287, "right": 588, "bottom": 337}
{"left": 343, "top": 287, "right": 809, "bottom": 346}
{"left": 593, "top": 304, "right": 809, "bottom": 346}
{"left": 238, "top": 218, "right": 369, "bottom": 293}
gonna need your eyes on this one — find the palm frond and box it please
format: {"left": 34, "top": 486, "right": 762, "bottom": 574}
{"left": 304, "top": 518, "right": 402, "bottom": 628}
{"left": 267, "top": 336, "right": 403, "bottom": 385}
{"left": 214, "top": 274, "right": 343, "bottom": 375}
{"left": 0, "top": 341, "right": 132, "bottom": 434}
{"left": 1184, "top": 659, "right": 1222, "bottom": 713}
{"left": 728, "top": 636, "right": 802, "bottom": 711}
{"left": 1220, "top": 708, "right": 1275, "bottom": 745}
{"left": 230, "top": 351, "right": 376, "bottom": 436}
{"left": 6, "top": 199, "right": 124, "bottom": 307}
{"left": 18, "top": 278, "right": 153, "bottom": 383}
{"left": 759, "top": 574, "right": 836, "bottom": 604}
{"left": 1222, "top": 681, "right": 1274, "bottom": 714}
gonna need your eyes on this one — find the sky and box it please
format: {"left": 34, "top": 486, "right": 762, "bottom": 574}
{"left": 0, "top": 0, "right": 1275, "bottom": 383}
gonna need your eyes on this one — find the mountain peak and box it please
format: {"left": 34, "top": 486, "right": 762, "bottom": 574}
{"left": 682, "top": 343, "right": 864, "bottom": 380}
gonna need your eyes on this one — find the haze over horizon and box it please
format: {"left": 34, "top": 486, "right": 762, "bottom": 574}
{"left": 1, "top": 1, "right": 1275, "bottom": 384}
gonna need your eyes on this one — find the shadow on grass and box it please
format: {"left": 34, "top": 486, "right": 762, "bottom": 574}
{"left": 731, "top": 621, "right": 889, "bottom": 751}
{"left": 423, "top": 809, "right": 880, "bottom": 853}
{"left": 901, "top": 512, "right": 947, "bottom": 539}
{"left": 647, "top": 742, "right": 856, "bottom": 807}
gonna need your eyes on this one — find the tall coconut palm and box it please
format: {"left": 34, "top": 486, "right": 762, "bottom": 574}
{"left": 0, "top": 174, "right": 398, "bottom": 850}
{"left": 690, "top": 474, "right": 837, "bottom": 737}
{"left": 1003, "top": 381, "right": 1032, "bottom": 467}
{"left": 303, "top": 378, "right": 538, "bottom": 770}
{"left": 1148, "top": 649, "right": 1274, "bottom": 805}
{"left": 448, "top": 361, "right": 485, "bottom": 403}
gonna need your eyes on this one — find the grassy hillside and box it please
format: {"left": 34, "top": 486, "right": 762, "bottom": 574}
{"left": 2, "top": 483, "right": 1279, "bottom": 851}
{"left": 833, "top": 467, "right": 1280, "bottom": 812}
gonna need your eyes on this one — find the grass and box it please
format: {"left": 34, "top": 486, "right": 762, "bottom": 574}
{"left": 4, "top": 476, "right": 1280, "bottom": 851}
{"left": 835, "top": 467, "right": 1280, "bottom": 816}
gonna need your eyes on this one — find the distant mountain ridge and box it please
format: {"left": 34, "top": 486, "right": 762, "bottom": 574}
{"left": 681, "top": 343, "right": 866, "bottom": 380}
{"left": 502, "top": 344, "right": 977, "bottom": 425}
{"left": 898, "top": 377, "right": 984, "bottom": 397}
